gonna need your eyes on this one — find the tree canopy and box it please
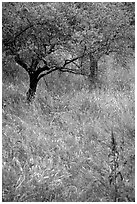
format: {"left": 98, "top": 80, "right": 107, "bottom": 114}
{"left": 2, "top": 2, "right": 135, "bottom": 102}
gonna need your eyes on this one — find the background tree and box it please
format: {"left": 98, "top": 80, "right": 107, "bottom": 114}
{"left": 2, "top": 2, "right": 135, "bottom": 102}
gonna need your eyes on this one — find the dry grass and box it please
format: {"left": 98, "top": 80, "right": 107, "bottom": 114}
{"left": 2, "top": 82, "right": 135, "bottom": 201}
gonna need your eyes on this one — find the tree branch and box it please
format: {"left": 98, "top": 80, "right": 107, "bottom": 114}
{"left": 35, "top": 62, "right": 51, "bottom": 76}
{"left": 47, "top": 44, "right": 56, "bottom": 55}
{"left": 3, "top": 20, "right": 56, "bottom": 50}
{"left": 37, "top": 67, "right": 60, "bottom": 81}
{"left": 62, "top": 45, "right": 87, "bottom": 68}
{"left": 59, "top": 68, "right": 88, "bottom": 76}
{"left": 14, "top": 54, "right": 29, "bottom": 73}
{"left": 31, "top": 58, "right": 39, "bottom": 70}
{"left": 63, "top": 55, "right": 85, "bottom": 68}
{"left": 71, "top": 61, "right": 81, "bottom": 68}
{"left": 37, "top": 50, "right": 88, "bottom": 81}
{"left": 3, "top": 24, "right": 33, "bottom": 47}
{"left": 38, "top": 66, "right": 88, "bottom": 82}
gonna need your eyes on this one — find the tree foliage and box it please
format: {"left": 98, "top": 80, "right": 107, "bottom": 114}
{"left": 2, "top": 2, "right": 135, "bottom": 102}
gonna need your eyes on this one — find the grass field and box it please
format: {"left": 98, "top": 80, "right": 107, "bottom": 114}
{"left": 2, "top": 74, "right": 135, "bottom": 201}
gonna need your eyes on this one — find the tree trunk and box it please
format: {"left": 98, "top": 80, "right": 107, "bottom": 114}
{"left": 26, "top": 73, "right": 39, "bottom": 103}
{"left": 88, "top": 53, "right": 98, "bottom": 89}
{"left": 26, "top": 85, "right": 37, "bottom": 103}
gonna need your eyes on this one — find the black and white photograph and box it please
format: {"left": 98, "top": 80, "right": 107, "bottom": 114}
{"left": 2, "top": 2, "right": 135, "bottom": 202}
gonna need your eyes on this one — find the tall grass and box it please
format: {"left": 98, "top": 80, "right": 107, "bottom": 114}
{"left": 2, "top": 77, "right": 135, "bottom": 201}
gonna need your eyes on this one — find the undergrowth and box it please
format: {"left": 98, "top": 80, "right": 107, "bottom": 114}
{"left": 2, "top": 83, "right": 135, "bottom": 202}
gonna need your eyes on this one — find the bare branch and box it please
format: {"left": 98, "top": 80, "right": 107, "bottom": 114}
{"left": 59, "top": 68, "right": 88, "bottom": 76}
{"left": 37, "top": 65, "right": 88, "bottom": 83}
{"left": 62, "top": 45, "right": 87, "bottom": 68}
{"left": 37, "top": 67, "right": 60, "bottom": 81}
{"left": 63, "top": 55, "right": 84, "bottom": 68}
{"left": 71, "top": 61, "right": 81, "bottom": 68}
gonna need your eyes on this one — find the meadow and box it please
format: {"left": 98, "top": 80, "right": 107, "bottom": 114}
{"left": 2, "top": 55, "right": 135, "bottom": 202}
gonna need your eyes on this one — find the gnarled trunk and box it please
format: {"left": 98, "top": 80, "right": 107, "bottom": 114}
{"left": 26, "top": 73, "right": 39, "bottom": 103}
